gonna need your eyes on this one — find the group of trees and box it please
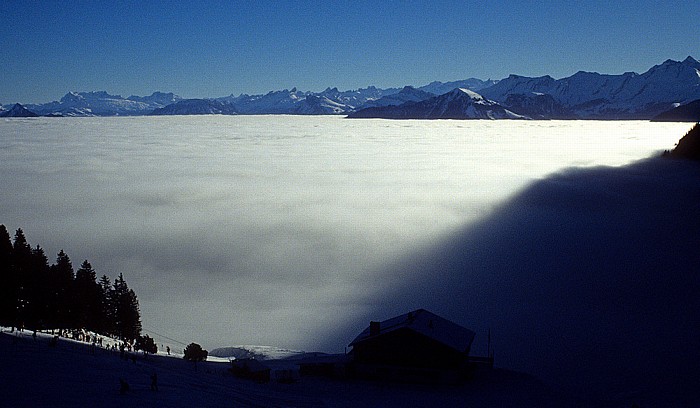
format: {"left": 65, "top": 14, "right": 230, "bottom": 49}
{"left": 0, "top": 225, "right": 142, "bottom": 341}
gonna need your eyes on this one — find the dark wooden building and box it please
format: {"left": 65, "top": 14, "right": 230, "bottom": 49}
{"left": 348, "top": 309, "right": 476, "bottom": 381}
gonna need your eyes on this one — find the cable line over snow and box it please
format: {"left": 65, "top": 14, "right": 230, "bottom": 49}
{"left": 141, "top": 327, "right": 188, "bottom": 347}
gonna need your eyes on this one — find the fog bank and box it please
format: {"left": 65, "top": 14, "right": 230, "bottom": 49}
{"left": 0, "top": 116, "right": 693, "bottom": 372}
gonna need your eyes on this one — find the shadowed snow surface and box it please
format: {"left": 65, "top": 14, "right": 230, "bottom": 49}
{"left": 0, "top": 330, "right": 576, "bottom": 407}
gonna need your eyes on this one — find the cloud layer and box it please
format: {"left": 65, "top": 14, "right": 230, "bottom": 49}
{"left": 0, "top": 116, "right": 693, "bottom": 387}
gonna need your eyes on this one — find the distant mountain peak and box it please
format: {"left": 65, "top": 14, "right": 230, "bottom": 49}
{"left": 348, "top": 88, "right": 528, "bottom": 119}
{"left": 0, "top": 103, "right": 39, "bottom": 117}
{"left": 9, "top": 55, "right": 700, "bottom": 119}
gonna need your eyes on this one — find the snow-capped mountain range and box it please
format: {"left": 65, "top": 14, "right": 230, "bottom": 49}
{"left": 479, "top": 56, "right": 700, "bottom": 119}
{"left": 348, "top": 88, "right": 527, "bottom": 119}
{"left": 4, "top": 57, "right": 699, "bottom": 120}
{"left": 23, "top": 91, "right": 182, "bottom": 117}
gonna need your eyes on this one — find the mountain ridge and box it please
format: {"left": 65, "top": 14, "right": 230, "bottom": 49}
{"left": 4, "top": 56, "right": 698, "bottom": 119}
{"left": 348, "top": 88, "right": 528, "bottom": 120}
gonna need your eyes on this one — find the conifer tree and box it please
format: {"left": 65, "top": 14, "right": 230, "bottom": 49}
{"left": 49, "top": 250, "right": 75, "bottom": 329}
{"left": 12, "top": 229, "right": 33, "bottom": 329}
{"left": 112, "top": 273, "right": 142, "bottom": 341}
{"left": 97, "top": 274, "right": 115, "bottom": 335}
{"left": 12, "top": 229, "right": 31, "bottom": 258}
{"left": 0, "top": 225, "right": 15, "bottom": 326}
{"left": 26, "top": 245, "right": 50, "bottom": 329}
{"left": 0, "top": 226, "right": 145, "bottom": 338}
{"left": 75, "top": 260, "right": 100, "bottom": 331}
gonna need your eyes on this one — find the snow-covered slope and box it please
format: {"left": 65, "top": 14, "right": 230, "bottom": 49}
{"left": 349, "top": 88, "right": 529, "bottom": 119}
{"left": 0, "top": 329, "right": 583, "bottom": 407}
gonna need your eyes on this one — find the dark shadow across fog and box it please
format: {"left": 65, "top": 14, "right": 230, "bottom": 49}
{"left": 325, "top": 156, "right": 700, "bottom": 404}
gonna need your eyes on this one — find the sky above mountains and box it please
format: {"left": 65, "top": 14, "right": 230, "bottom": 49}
{"left": 1, "top": 0, "right": 698, "bottom": 104}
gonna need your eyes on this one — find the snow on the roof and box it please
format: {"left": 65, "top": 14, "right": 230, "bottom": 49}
{"left": 349, "top": 309, "right": 475, "bottom": 353}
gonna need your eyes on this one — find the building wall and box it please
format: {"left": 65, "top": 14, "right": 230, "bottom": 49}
{"left": 351, "top": 328, "right": 467, "bottom": 369}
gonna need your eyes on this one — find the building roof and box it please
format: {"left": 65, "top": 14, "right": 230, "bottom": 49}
{"left": 348, "top": 309, "right": 475, "bottom": 353}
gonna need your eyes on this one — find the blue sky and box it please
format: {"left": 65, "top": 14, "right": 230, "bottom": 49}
{"left": 1, "top": 0, "right": 697, "bottom": 103}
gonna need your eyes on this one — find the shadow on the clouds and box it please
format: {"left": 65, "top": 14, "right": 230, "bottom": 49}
{"left": 324, "top": 156, "right": 700, "bottom": 400}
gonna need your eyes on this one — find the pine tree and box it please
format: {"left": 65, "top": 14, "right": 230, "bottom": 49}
{"left": 12, "top": 229, "right": 33, "bottom": 329}
{"left": 112, "top": 273, "right": 142, "bottom": 341}
{"left": 121, "top": 288, "right": 142, "bottom": 341}
{"left": 49, "top": 250, "right": 75, "bottom": 329}
{"left": 1, "top": 227, "right": 146, "bottom": 339}
{"left": 0, "top": 225, "right": 15, "bottom": 326}
{"left": 97, "top": 274, "right": 115, "bottom": 335}
{"left": 74, "top": 260, "right": 99, "bottom": 330}
{"left": 26, "top": 245, "right": 50, "bottom": 329}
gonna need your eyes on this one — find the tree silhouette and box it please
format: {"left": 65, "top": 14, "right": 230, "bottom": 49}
{"left": 183, "top": 343, "right": 208, "bottom": 362}
{"left": 0, "top": 225, "right": 15, "bottom": 326}
{"left": 49, "top": 250, "right": 75, "bottom": 329}
{"left": 12, "top": 229, "right": 33, "bottom": 329}
{"left": 97, "top": 274, "right": 115, "bottom": 335}
{"left": 26, "top": 245, "right": 50, "bottom": 329}
{"left": 0, "top": 226, "right": 143, "bottom": 339}
{"left": 113, "top": 273, "right": 142, "bottom": 341}
{"left": 135, "top": 334, "right": 158, "bottom": 354}
{"left": 74, "top": 260, "right": 100, "bottom": 330}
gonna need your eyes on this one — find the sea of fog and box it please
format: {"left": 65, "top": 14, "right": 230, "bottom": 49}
{"left": 1, "top": 116, "right": 698, "bottom": 399}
